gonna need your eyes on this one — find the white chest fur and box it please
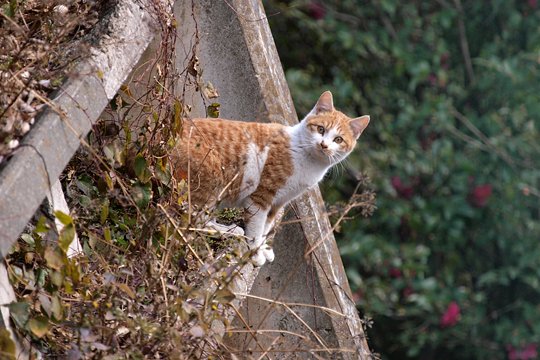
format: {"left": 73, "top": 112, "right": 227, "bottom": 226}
{"left": 271, "top": 125, "right": 331, "bottom": 207}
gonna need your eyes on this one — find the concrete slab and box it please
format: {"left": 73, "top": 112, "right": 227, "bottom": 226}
{"left": 0, "top": 0, "right": 157, "bottom": 257}
{"left": 173, "top": 0, "right": 371, "bottom": 358}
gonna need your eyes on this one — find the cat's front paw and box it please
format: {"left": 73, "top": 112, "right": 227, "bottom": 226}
{"left": 261, "top": 245, "right": 275, "bottom": 263}
{"left": 251, "top": 250, "right": 266, "bottom": 267}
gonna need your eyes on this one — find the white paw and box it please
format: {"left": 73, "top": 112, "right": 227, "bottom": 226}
{"left": 251, "top": 250, "right": 266, "bottom": 267}
{"left": 262, "top": 245, "right": 275, "bottom": 263}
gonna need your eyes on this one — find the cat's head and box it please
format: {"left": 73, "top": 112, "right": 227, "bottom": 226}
{"left": 301, "top": 91, "right": 370, "bottom": 164}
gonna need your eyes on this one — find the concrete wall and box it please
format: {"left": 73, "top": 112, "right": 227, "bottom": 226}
{"left": 172, "top": 1, "right": 371, "bottom": 358}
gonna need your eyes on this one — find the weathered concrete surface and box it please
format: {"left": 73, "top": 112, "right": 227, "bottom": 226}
{"left": 173, "top": 0, "right": 371, "bottom": 358}
{"left": 0, "top": 1, "right": 159, "bottom": 357}
{"left": 0, "top": 0, "right": 157, "bottom": 257}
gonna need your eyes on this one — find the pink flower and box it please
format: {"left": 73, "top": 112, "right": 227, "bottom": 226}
{"left": 469, "top": 184, "right": 493, "bottom": 207}
{"left": 440, "top": 301, "right": 460, "bottom": 328}
{"left": 528, "top": 0, "right": 537, "bottom": 9}
{"left": 507, "top": 344, "right": 538, "bottom": 360}
{"left": 440, "top": 52, "right": 450, "bottom": 70}
{"left": 388, "top": 267, "right": 402, "bottom": 278}
{"left": 402, "top": 286, "right": 414, "bottom": 298}
{"left": 428, "top": 73, "right": 438, "bottom": 87}
{"left": 306, "top": 2, "right": 326, "bottom": 20}
{"left": 391, "top": 176, "right": 415, "bottom": 199}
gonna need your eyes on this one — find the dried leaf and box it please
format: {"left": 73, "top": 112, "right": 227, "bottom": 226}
{"left": 202, "top": 82, "right": 219, "bottom": 99}
{"left": 0, "top": 328, "right": 16, "bottom": 360}
{"left": 28, "top": 316, "right": 50, "bottom": 338}
{"left": 214, "top": 288, "right": 235, "bottom": 303}
{"left": 44, "top": 247, "right": 64, "bottom": 270}
{"left": 116, "top": 283, "right": 136, "bottom": 299}
{"left": 51, "top": 294, "right": 63, "bottom": 321}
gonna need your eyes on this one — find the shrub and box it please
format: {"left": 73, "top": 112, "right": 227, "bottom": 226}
{"left": 266, "top": 1, "right": 540, "bottom": 358}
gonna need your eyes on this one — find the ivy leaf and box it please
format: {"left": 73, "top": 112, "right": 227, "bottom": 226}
{"left": 28, "top": 316, "right": 50, "bottom": 338}
{"left": 54, "top": 211, "right": 73, "bottom": 226}
{"left": 38, "top": 293, "right": 52, "bottom": 318}
{"left": 35, "top": 216, "right": 50, "bottom": 233}
{"left": 132, "top": 182, "right": 152, "bottom": 209}
{"left": 58, "top": 224, "right": 75, "bottom": 253}
{"left": 133, "top": 155, "right": 152, "bottom": 183}
{"left": 7, "top": 302, "right": 30, "bottom": 329}
{"left": 20, "top": 233, "right": 35, "bottom": 246}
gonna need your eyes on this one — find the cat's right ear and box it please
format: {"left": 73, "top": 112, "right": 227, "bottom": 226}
{"left": 350, "top": 115, "right": 370, "bottom": 139}
{"left": 312, "top": 91, "right": 334, "bottom": 114}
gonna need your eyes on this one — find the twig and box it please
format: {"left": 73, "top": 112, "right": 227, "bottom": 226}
{"left": 453, "top": 0, "right": 475, "bottom": 84}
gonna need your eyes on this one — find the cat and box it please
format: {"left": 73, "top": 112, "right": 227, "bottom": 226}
{"left": 171, "top": 91, "right": 369, "bottom": 266}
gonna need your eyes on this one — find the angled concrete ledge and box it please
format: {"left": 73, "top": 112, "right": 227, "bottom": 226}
{"left": 172, "top": 0, "right": 372, "bottom": 358}
{"left": 0, "top": 0, "right": 157, "bottom": 256}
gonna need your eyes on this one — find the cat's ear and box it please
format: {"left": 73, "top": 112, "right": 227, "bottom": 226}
{"left": 350, "top": 115, "right": 370, "bottom": 139}
{"left": 313, "top": 91, "right": 334, "bottom": 114}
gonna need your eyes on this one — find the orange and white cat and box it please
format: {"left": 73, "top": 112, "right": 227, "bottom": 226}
{"left": 172, "top": 91, "right": 369, "bottom": 266}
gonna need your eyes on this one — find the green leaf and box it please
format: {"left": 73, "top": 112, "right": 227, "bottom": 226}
{"left": 100, "top": 199, "right": 109, "bottom": 224}
{"left": 58, "top": 224, "right": 75, "bottom": 253}
{"left": 207, "top": 103, "right": 220, "bottom": 118}
{"left": 35, "top": 216, "right": 50, "bottom": 233}
{"left": 132, "top": 182, "right": 153, "bottom": 209}
{"left": 7, "top": 302, "right": 30, "bottom": 329}
{"left": 28, "top": 316, "right": 50, "bottom": 338}
{"left": 20, "top": 233, "right": 34, "bottom": 246}
{"left": 104, "top": 227, "right": 112, "bottom": 243}
{"left": 54, "top": 211, "right": 73, "bottom": 226}
{"left": 133, "top": 155, "right": 152, "bottom": 183}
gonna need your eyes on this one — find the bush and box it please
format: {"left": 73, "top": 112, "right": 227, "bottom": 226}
{"left": 266, "top": 1, "right": 540, "bottom": 359}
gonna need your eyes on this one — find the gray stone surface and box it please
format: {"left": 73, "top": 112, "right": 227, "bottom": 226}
{"left": 0, "top": 0, "right": 156, "bottom": 257}
{"left": 173, "top": 0, "right": 371, "bottom": 358}
{"left": 0, "top": 1, "right": 158, "bottom": 357}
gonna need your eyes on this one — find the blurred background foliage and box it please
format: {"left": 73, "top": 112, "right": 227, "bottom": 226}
{"left": 265, "top": 0, "right": 540, "bottom": 359}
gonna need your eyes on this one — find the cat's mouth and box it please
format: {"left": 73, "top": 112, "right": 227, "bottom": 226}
{"left": 318, "top": 147, "right": 334, "bottom": 159}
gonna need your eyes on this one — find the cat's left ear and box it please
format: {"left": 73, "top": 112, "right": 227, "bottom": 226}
{"left": 350, "top": 115, "right": 370, "bottom": 139}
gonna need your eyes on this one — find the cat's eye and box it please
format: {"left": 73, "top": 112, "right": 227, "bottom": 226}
{"left": 317, "top": 126, "right": 325, "bottom": 134}
{"left": 334, "top": 136, "right": 344, "bottom": 144}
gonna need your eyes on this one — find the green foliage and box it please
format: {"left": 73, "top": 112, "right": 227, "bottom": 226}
{"left": 267, "top": 0, "right": 540, "bottom": 358}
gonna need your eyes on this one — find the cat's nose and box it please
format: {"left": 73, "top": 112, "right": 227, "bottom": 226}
{"left": 320, "top": 141, "right": 328, "bottom": 149}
